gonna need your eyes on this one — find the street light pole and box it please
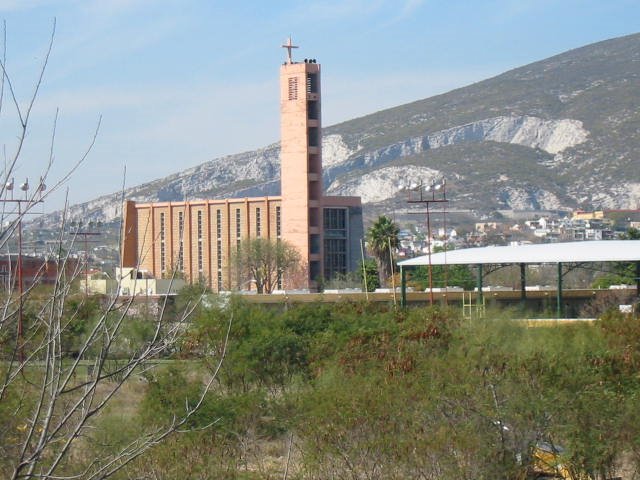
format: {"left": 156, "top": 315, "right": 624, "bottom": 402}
{"left": 405, "top": 179, "right": 448, "bottom": 306}
{"left": 17, "top": 200, "right": 23, "bottom": 357}
{"left": 1, "top": 177, "right": 45, "bottom": 362}
{"left": 425, "top": 200, "right": 433, "bottom": 304}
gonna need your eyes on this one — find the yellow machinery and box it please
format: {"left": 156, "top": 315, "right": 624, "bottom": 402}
{"left": 529, "top": 442, "right": 591, "bottom": 480}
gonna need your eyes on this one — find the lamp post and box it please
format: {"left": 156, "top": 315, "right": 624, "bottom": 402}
{"left": 403, "top": 179, "right": 448, "bottom": 306}
{"left": 1, "top": 176, "right": 46, "bottom": 362}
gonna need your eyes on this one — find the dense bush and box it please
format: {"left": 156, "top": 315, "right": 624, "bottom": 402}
{"left": 110, "top": 299, "right": 640, "bottom": 478}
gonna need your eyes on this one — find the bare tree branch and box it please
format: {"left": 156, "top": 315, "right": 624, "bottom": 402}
{"left": 0, "top": 24, "right": 229, "bottom": 480}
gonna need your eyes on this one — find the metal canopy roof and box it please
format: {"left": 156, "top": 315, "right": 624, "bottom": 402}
{"left": 398, "top": 240, "right": 640, "bottom": 267}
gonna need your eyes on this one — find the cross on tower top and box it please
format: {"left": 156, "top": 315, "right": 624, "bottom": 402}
{"left": 281, "top": 36, "right": 298, "bottom": 64}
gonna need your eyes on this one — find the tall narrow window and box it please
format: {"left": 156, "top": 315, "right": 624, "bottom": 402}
{"left": 307, "top": 100, "right": 319, "bottom": 120}
{"left": 308, "top": 127, "right": 319, "bottom": 147}
{"left": 197, "top": 210, "right": 203, "bottom": 273}
{"left": 310, "top": 234, "right": 321, "bottom": 254}
{"left": 216, "top": 209, "right": 222, "bottom": 291}
{"left": 235, "top": 208, "right": 241, "bottom": 249}
{"left": 276, "top": 206, "right": 282, "bottom": 289}
{"left": 288, "top": 77, "right": 298, "bottom": 100}
{"left": 308, "top": 153, "right": 320, "bottom": 174}
{"left": 323, "top": 208, "right": 348, "bottom": 279}
{"left": 159, "top": 212, "right": 166, "bottom": 272}
{"left": 255, "top": 208, "right": 261, "bottom": 237}
{"left": 177, "top": 211, "right": 184, "bottom": 272}
{"left": 306, "top": 73, "right": 318, "bottom": 93}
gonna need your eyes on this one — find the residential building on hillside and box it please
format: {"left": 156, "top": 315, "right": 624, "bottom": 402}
{"left": 120, "top": 39, "right": 363, "bottom": 292}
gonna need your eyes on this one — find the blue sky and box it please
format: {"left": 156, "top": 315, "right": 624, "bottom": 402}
{"left": 0, "top": 0, "right": 638, "bottom": 211}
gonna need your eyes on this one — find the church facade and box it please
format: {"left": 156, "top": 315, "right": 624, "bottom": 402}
{"left": 121, "top": 40, "right": 363, "bottom": 291}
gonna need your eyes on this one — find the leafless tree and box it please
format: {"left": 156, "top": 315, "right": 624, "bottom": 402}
{"left": 0, "top": 20, "right": 229, "bottom": 479}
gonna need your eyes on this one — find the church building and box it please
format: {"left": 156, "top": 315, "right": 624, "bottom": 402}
{"left": 120, "top": 39, "right": 363, "bottom": 291}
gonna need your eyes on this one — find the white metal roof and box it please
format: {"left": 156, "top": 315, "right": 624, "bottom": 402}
{"left": 398, "top": 240, "right": 640, "bottom": 267}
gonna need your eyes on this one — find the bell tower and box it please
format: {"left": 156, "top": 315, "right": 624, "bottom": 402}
{"left": 280, "top": 37, "right": 323, "bottom": 288}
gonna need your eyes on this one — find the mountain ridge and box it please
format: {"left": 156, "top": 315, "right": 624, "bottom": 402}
{"left": 42, "top": 32, "right": 640, "bottom": 226}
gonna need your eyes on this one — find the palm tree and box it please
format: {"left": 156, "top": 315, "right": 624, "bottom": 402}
{"left": 367, "top": 215, "right": 399, "bottom": 286}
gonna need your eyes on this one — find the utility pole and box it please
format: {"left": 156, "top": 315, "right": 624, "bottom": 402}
{"left": 405, "top": 180, "right": 448, "bottom": 306}
{"left": 0, "top": 177, "right": 45, "bottom": 362}
{"left": 70, "top": 221, "right": 102, "bottom": 295}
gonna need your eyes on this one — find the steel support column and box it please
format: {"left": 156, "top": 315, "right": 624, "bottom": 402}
{"left": 401, "top": 266, "right": 407, "bottom": 308}
{"left": 520, "top": 262, "right": 527, "bottom": 306}
{"left": 477, "top": 264, "right": 483, "bottom": 304}
{"left": 557, "top": 262, "right": 563, "bottom": 318}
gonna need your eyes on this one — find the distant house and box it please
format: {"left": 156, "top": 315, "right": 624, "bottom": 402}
{"left": 572, "top": 210, "right": 605, "bottom": 221}
{"left": 114, "top": 267, "right": 186, "bottom": 296}
{"left": 475, "top": 222, "right": 499, "bottom": 233}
